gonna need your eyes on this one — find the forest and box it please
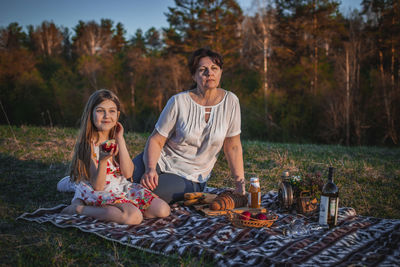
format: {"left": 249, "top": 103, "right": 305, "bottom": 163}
{"left": 0, "top": 0, "right": 399, "bottom": 146}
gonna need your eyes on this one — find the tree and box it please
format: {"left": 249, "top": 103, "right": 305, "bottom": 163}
{"left": 164, "top": 0, "right": 243, "bottom": 67}
{"left": 28, "top": 21, "right": 63, "bottom": 57}
{"left": 111, "top": 22, "right": 127, "bottom": 53}
{"left": 242, "top": 0, "right": 277, "bottom": 130}
{"left": 72, "top": 19, "right": 114, "bottom": 56}
{"left": 274, "top": 0, "right": 341, "bottom": 94}
{"left": 362, "top": 0, "right": 400, "bottom": 144}
{"left": 0, "top": 22, "right": 27, "bottom": 50}
{"left": 145, "top": 27, "right": 162, "bottom": 54}
{"left": 129, "top": 29, "right": 146, "bottom": 52}
{"left": 72, "top": 19, "right": 115, "bottom": 90}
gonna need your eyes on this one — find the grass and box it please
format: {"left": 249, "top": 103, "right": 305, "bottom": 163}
{"left": 0, "top": 125, "right": 399, "bottom": 265}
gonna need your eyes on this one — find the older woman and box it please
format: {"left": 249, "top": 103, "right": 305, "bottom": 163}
{"left": 132, "top": 48, "right": 245, "bottom": 203}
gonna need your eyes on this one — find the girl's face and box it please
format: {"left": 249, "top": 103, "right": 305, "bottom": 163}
{"left": 193, "top": 56, "right": 222, "bottom": 91}
{"left": 92, "top": 100, "right": 119, "bottom": 133}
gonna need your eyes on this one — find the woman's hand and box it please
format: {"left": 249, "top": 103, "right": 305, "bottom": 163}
{"left": 223, "top": 134, "right": 246, "bottom": 195}
{"left": 141, "top": 168, "right": 159, "bottom": 190}
{"left": 142, "top": 130, "right": 167, "bottom": 191}
{"left": 235, "top": 179, "right": 246, "bottom": 195}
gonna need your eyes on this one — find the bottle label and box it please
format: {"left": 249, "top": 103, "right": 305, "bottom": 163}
{"left": 329, "top": 198, "right": 336, "bottom": 217}
{"left": 330, "top": 197, "right": 339, "bottom": 225}
{"left": 319, "top": 196, "right": 329, "bottom": 225}
{"left": 248, "top": 192, "right": 261, "bottom": 208}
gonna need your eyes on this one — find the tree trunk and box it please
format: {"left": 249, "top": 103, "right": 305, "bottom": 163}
{"left": 260, "top": 15, "right": 269, "bottom": 128}
{"left": 129, "top": 72, "right": 135, "bottom": 109}
{"left": 345, "top": 46, "right": 350, "bottom": 146}
{"left": 312, "top": 0, "right": 318, "bottom": 94}
{"left": 379, "top": 48, "right": 392, "bottom": 144}
{"left": 390, "top": 19, "right": 398, "bottom": 144}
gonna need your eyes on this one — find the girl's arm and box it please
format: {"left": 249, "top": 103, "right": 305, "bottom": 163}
{"left": 114, "top": 122, "right": 134, "bottom": 178}
{"left": 89, "top": 144, "right": 114, "bottom": 191}
{"left": 223, "top": 134, "right": 246, "bottom": 195}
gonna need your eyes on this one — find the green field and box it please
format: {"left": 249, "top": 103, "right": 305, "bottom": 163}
{"left": 1, "top": 125, "right": 399, "bottom": 265}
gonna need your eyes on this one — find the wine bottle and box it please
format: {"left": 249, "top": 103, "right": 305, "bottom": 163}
{"left": 318, "top": 167, "right": 339, "bottom": 227}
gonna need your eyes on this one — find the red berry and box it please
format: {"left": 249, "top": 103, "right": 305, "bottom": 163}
{"left": 240, "top": 211, "right": 252, "bottom": 220}
{"left": 101, "top": 140, "right": 115, "bottom": 152}
{"left": 256, "top": 213, "right": 268, "bottom": 220}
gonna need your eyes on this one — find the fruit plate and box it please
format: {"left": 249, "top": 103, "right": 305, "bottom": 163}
{"left": 226, "top": 210, "right": 278, "bottom": 228}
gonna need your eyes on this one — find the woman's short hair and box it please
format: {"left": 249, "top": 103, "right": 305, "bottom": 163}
{"left": 188, "top": 48, "right": 223, "bottom": 75}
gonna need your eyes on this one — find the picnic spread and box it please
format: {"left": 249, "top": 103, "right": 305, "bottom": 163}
{"left": 18, "top": 187, "right": 400, "bottom": 266}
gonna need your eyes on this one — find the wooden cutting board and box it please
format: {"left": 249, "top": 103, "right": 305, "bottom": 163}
{"left": 192, "top": 204, "right": 267, "bottom": 216}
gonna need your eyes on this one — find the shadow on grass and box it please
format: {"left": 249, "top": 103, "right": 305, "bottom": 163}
{"left": 0, "top": 153, "right": 210, "bottom": 266}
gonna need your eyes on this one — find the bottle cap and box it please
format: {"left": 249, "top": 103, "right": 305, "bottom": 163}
{"left": 250, "top": 177, "right": 259, "bottom": 182}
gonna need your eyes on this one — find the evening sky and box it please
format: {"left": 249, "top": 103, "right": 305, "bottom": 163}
{"left": 0, "top": 0, "right": 362, "bottom": 38}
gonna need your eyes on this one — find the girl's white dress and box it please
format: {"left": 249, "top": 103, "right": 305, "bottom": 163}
{"left": 72, "top": 144, "right": 157, "bottom": 213}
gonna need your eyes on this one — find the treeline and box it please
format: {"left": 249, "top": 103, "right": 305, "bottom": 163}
{"left": 0, "top": 0, "right": 399, "bottom": 146}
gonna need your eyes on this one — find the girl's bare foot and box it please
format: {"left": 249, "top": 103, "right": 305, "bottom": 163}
{"left": 61, "top": 204, "right": 83, "bottom": 215}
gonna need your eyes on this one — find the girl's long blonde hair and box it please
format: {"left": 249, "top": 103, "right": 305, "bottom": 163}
{"left": 70, "top": 89, "right": 121, "bottom": 183}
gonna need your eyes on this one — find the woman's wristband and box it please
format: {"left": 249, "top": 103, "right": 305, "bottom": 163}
{"left": 235, "top": 179, "right": 245, "bottom": 187}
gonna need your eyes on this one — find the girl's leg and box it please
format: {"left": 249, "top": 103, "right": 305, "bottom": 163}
{"left": 61, "top": 198, "right": 85, "bottom": 214}
{"left": 143, "top": 198, "right": 171, "bottom": 218}
{"left": 62, "top": 201, "right": 143, "bottom": 225}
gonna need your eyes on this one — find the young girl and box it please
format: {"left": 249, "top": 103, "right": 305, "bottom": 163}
{"left": 62, "top": 89, "right": 170, "bottom": 225}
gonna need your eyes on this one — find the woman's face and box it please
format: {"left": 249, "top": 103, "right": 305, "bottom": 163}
{"left": 92, "top": 99, "right": 119, "bottom": 133}
{"left": 193, "top": 56, "right": 222, "bottom": 91}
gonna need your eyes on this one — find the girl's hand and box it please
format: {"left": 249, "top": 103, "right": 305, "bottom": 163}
{"left": 141, "top": 168, "right": 159, "bottom": 191}
{"left": 99, "top": 145, "right": 117, "bottom": 163}
{"left": 115, "top": 122, "right": 124, "bottom": 142}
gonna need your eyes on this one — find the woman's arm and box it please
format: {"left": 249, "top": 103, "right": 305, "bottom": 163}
{"left": 114, "top": 122, "right": 134, "bottom": 178}
{"left": 223, "top": 134, "right": 246, "bottom": 195}
{"left": 141, "top": 129, "right": 167, "bottom": 190}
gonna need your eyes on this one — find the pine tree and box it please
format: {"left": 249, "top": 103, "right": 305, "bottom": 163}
{"left": 164, "top": 0, "right": 243, "bottom": 67}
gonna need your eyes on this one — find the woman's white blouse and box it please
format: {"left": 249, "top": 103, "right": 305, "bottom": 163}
{"left": 155, "top": 90, "right": 241, "bottom": 183}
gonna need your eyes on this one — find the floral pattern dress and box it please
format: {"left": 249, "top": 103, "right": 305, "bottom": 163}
{"left": 72, "top": 144, "right": 157, "bottom": 213}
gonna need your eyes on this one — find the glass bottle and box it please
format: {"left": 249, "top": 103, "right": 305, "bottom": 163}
{"left": 318, "top": 167, "right": 339, "bottom": 227}
{"left": 248, "top": 177, "right": 261, "bottom": 209}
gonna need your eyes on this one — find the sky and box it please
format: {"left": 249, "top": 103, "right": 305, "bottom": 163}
{"left": 1, "top": 0, "right": 362, "bottom": 39}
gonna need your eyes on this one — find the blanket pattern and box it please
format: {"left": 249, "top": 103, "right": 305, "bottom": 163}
{"left": 18, "top": 188, "right": 400, "bottom": 266}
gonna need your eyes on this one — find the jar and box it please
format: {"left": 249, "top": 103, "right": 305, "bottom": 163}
{"left": 248, "top": 177, "right": 261, "bottom": 208}
{"left": 278, "top": 171, "right": 294, "bottom": 210}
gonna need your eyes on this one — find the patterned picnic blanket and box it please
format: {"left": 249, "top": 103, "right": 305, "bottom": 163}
{"left": 18, "top": 188, "right": 400, "bottom": 266}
